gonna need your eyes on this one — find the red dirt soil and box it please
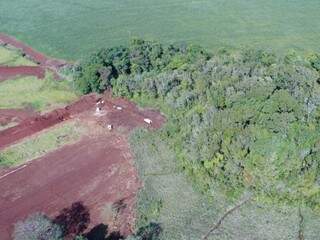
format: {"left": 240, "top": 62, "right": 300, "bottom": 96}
{"left": 0, "top": 94, "right": 98, "bottom": 150}
{"left": 0, "top": 109, "right": 39, "bottom": 126}
{"left": 0, "top": 93, "right": 165, "bottom": 239}
{"left": 0, "top": 66, "right": 45, "bottom": 82}
{"left": 0, "top": 134, "right": 139, "bottom": 239}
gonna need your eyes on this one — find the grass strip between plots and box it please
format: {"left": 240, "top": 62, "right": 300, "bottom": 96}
{"left": 0, "top": 46, "right": 36, "bottom": 66}
{"left": 0, "top": 74, "right": 78, "bottom": 112}
{"left": 0, "top": 120, "right": 87, "bottom": 167}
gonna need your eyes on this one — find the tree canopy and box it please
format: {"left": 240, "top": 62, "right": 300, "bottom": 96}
{"left": 74, "top": 40, "right": 320, "bottom": 209}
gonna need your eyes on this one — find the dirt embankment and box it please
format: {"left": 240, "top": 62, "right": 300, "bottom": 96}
{"left": 0, "top": 33, "right": 67, "bottom": 80}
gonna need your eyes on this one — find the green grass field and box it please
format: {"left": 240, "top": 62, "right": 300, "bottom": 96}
{"left": 0, "top": 0, "right": 319, "bottom": 60}
{"left": 0, "top": 46, "right": 36, "bottom": 66}
{"left": 0, "top": 74, "right": 77, "bottom": 112}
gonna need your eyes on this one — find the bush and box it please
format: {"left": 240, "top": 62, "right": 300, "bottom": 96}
{"left": 13, "top": 213, "right": 63, "bottom": 240}
{"left": 126, "top": 223, "right": 162, "bottom": 240}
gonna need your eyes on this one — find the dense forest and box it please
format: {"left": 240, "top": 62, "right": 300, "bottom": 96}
{"left": 73, "top": 39, "right": 320, "bottom": 210}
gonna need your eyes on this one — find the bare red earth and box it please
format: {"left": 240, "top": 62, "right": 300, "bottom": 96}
{"left": 0, "top": 134, "right": 139, "bottom": 239}
{"left": 0, "top": 93, "right": 165, "bottom": 239}
{"left": 0, "top": 66, "right": 45, "bottom": 82}
{"left": 0, "top": 109, "right": 39, "bottom": 126}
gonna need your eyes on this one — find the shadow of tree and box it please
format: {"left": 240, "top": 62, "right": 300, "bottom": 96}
{"left": 52, "top": 201, "right": 161, "bottom": 240}
{"left": 54, "top": 201, "right": 90, "bottom": 238}
{"left": 85, "top": 223, "right": 124, "bottom": 240}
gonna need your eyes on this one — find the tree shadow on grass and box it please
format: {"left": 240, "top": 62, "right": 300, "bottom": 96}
{"left": 85, "top": 223, "right": 124, "bottom": 240}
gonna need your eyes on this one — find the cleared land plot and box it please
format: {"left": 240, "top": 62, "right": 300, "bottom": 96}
{"left": 1, "top": 0, "right": 320, "bottom": 60}
{"left": 0, "top": 74, "right": 77, "bottom": 112}
{"left": 0, "top": 96, "right": 165, "bottom": 240}
{"left": 0, "top": 120, "right": 86, "bottom": 167}
{"left": 0, "top": 46, "right": 36, "bottom": 66}
{"left": 0, "top": 134, "right": 140, "bottom": 240}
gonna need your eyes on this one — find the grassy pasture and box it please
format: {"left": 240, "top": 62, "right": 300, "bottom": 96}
{"left": 0, "top": 46, "right": 36, "bottom": 66}
{"left": 130, "top": 129, "right": 320, "bottom": 239}
{"left": 0, "top": 120, "right": 86, "bottom": 167}
{"left": 0, "top": 74, "right": 77, "bottom": 112}
{"left": 0, "top": 0, "right": 319, "bottom": 60}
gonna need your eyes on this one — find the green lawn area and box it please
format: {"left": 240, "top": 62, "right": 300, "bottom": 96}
{"left": 0, "top": 74, "right": 78, "bottom": 112}
{"left": 0, "top": 46, "right": 36, "bottom": 66}
{"left": 0, "top": 0, "right": 319, "bottom": 60}
{"left": 0, "top": 120, "right": 87, "bottom": 167}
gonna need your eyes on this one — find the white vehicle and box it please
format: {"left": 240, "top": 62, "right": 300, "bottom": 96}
{"left": 107, "top": 124, "right": 113, "bottom": 130}
{"left": 144, "top": 118, "right": 152, "bottom": 124}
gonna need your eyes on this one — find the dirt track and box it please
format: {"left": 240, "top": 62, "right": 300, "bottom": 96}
{"left": 0, "top": 93, "right": 165, "bottom": 239}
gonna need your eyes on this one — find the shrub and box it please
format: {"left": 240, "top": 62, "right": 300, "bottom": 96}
{"left": 13, "top": 213, "right": 63, "bottom": 240}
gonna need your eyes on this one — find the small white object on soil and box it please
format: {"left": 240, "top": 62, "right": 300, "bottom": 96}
{"left": 144, "top": 118, "right": 152, "bottom": 124}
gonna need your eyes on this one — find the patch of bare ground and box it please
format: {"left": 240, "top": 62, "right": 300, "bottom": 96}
{"left": 0, "top": 92, "right": 165, "bottom": 239}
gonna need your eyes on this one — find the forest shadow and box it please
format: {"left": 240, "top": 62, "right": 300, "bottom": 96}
{"left": 53, "top": 201, "right": 124, "bottom": 240}
{"left": 53, "top": 201, "right": 161, "bottom": 240}
{"left": 85, "top": 224, "right": 123, "bottom": 240}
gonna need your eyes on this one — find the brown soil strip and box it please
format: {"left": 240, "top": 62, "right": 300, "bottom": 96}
{"left": 0, "top": 109, "right": 39, "bottom": 126}
{"left": 0, "top": 94, "right": 98, "bottom": 150}
{"left": 0, "top": 66, "right": 45, "bottom": 82}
